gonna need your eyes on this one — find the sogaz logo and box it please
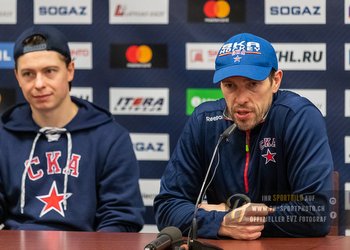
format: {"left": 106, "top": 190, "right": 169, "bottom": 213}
{"left": 186, "top": 88, "right": 223, "bottom": 115}
{"left": 34, "top": 0, "right": 92, "bottom": 24}
{"left": 265, "top": 0, "right": 325, "bottom": 24}
{"left": 130, "top": 133, "right": 169, "bottom": 161}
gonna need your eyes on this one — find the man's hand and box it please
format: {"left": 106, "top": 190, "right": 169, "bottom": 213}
{"left": 198, "top": 202, "right": 228, "bottom": 212}
{"left": 218, "top": 203, "right": 274, "bottom": 240}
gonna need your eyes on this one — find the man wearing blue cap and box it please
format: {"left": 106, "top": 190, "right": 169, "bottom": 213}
{"left": 154, "top": 33, "right": 333, "bottom": 239}
{"left": 0, "top": 26, "right": 145, "bottom": 231}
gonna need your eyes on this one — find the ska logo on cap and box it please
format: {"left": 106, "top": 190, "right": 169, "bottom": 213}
{"left": 218, "top": 40, "right": 262, "bottom": 63}
{"left": 213, "top": 33, "right": 277, "bottom": 83}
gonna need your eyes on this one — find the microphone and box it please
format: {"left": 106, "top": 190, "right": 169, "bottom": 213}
{"left": 144, "top": 226, "right": 183, "bottom": 250}
{"left": 220, "top": 123, "right": 237, "bottom": 140}
{"left": 187, "top": 123, "right": 237, "bottom": 250}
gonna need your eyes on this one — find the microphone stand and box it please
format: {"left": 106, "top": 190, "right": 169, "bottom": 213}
{"left": 187, "top": 123, "right": 237, "bottom": 250}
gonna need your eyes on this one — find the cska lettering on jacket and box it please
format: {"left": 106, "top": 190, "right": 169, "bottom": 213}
{"left": 25, "top": 151, "right": 81, "bottom": 181}
{"left": 259, "top": 137, "right": 276, "bottom": 151}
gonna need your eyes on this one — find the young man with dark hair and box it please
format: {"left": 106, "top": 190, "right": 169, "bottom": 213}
{"left": 0, "top": 26, "right": 145, "bottom": 231}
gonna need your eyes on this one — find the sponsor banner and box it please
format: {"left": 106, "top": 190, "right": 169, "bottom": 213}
{"left": 345, "top": 137, "right": 350, "bottom": 164}
{"left": 186, "top": 88, "right": 223, "bottom": 115}
{"left": 186, "top": 43, "right": 222, "bottom": 70}
{"left": 110, "top": 44, "right": 167, "bottom": 68}
{"left": 345, "top": 0, "right": 350, "bottom": 24}
{"left": 109, "top": 0, "right": 169, "bottom": 24}
{"left": 265, "top": 0, "right": 326, "bottom": 24}
{"left": 138, "top": 179, "right": 161, "bottom": 206}
{"left": 284, "top": 89, "right": 326, "bottom": 116}
{"left": 69, "top": 42, "right": 92, "bottom": 70}
{"left": 0, "top": 42, "right": 14, "bottom": 69}
{"left": 188, "top": 0, "right": 245, "bottom": 23}
{"left": 273, "top": 43, "right": 326, "bottom": 70}
{"left": 70, "top": 87, "right": 93, "bottom": 102}
{"left": 34, "top": 0, "right": 92, "bottom": 24}
{"left": 109, "top": 87, "right": 169, "bottom": 115}
{"left": 130, "top": 133, "right": 170, "bottom": 161}
{"left": 0, "top": 88, "right": 16, "bottom": 114}
{"left": 346, "top": 182, "right": 350, "bottom": 210}
{"left": 345, "top": 90, "right": 350, "bottom": 117}
{"left": 0, "top": 0, "right": 17, "bottom": 24}
{"left": 345, "top": 44, "right": 350, "bottom": 70}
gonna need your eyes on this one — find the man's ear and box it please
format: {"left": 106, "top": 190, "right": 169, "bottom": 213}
{"left": 67, "top": 61, "right": 75, "bottom": 83}
{"left": 272, "top": 70, "right": 283, "bottom": 93}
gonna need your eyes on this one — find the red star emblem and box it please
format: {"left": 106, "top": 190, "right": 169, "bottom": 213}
{"left": 262, "top": 149, "right": 276, "bottom": 164}
{"left": 36, "top": 181, "right": 72, "bottom": 217}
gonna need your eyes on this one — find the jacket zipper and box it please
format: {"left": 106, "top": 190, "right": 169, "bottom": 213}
{"left": 244, "top": 130, "right": 250, "bottom": 193}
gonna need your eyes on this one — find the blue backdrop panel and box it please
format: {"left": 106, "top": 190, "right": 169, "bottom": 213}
{"left": 0, "top": 0, "right": 349, "bottom": 234}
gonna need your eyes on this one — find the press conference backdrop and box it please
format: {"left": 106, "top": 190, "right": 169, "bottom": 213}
{"left": 0, "top": 0, "right": 350, "bottom": 235}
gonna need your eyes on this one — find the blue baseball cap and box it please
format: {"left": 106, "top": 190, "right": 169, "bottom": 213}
{"left": 14, "top": 25, "right": 71, "bottom": 61}
{"left": 213, "top": 33, "right": 278, "bottom": 84}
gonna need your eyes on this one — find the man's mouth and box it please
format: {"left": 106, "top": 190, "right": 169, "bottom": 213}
{"left": 235, "top": 109, "right": 251, "bottom": 120}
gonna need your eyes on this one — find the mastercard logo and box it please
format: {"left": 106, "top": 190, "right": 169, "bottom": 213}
{"left": 125, "top": 45, "right": 153, "bottom": 64}
{"left": 203, "top": 0, "right": 231, "bottom": 18}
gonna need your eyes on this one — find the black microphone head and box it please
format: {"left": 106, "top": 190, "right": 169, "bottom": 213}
{"left": 220, "top": 123, "right": 237, "bottom": 139}
{"left": 158, "top": 226, "right": 182, "bottom": 242}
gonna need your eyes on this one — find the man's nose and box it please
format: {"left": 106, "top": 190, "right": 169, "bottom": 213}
{"left": 34, "top": 74, "right": 45, "bottom": 88}
{"left": 234, "top": 88, "right": 249, "bottom": 104}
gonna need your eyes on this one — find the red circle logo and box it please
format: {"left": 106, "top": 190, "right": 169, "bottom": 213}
{"left": 125, "top": 45, "right": 153, "bottom": 63}
{"left": 203, "top": 0, "right": 231, "bottom": 18}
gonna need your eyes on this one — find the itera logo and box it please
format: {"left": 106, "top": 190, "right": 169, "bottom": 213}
{"left": 109, "top": 87, "right": 169, "bottom": 115}
{"left": 186, "top": 88, "right": 223, "bottom": 115}
{"left": 126, "top": 45, "right": 153, "bottom": 64}
{"left": 203, "top": 0, "right": 230, "bottom": 18}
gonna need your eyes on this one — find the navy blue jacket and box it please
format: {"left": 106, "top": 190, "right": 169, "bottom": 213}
{"left": 0, "top": 97, "right": 145, "bottom": 231}
{"left": 154, "top": 90, "right": 333, "bottom": 238}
